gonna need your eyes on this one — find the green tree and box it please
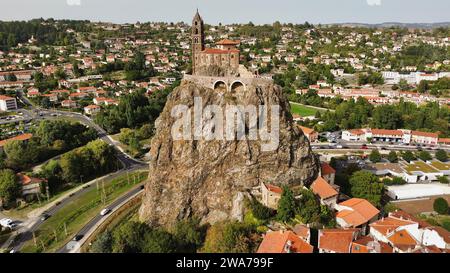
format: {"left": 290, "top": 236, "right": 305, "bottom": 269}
{"left": 173, "top": 217, "right": 206, "bottom": 253}
{"left": 90, "top": 230, "right": 113, "bottom": 253}
{"left": 418, "top": 151, "right": 432, "bottom": 162}
{"left": 438, "top": 176, "right": 449, "bottom": 184}
{"left": 141, "top": 228, "right": 177, "bottom": 253}
{"left": 277, "top": 185, "right": 296, "bottom": 222}
{"left": 433, "top": 198, "right": 449, "bottom": 215}
{"left": 248, "top": 198, "right": 275, "bottom": 221}
{"left": 435, "top": 150, "right": 448, "bottom": 162}
{"left": 402, "top": 151, "right": 416, "bottom": 163}
{"left": 349, "top": 171, "right": 385, "bottom": 207}
{"left": 201, "top": 221, "right": 257, "bottom": 253}
{"left": 112, "top": 221, "right": 150, "bottom": 253}
{"left": 369, "top": 149, "right": 382, "bottom": 163}
{"left": 387, "top": 151, "right": 398, "bottom": 163}
{"left": 0, "top": 169, "right": 20, "bottom": 205}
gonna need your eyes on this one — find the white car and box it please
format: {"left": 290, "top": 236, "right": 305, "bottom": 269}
{"left": 100, "top": 208, "right": 111, "bottom": 216}
{"left": 0, "top": 218, "right": 13, "bottom": 227}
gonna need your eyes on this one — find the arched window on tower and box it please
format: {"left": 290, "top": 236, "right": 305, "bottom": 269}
{"left": 195, "top": 28, "right": 199, "bottom": 35}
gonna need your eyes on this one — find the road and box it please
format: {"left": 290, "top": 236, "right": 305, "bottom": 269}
{"left": 310, "top": 142, "right": 450, "bottom": 153}
{"left": 3, "top": 93, "right": 149, "bottom": 253}
{"left": 57, "top": 183, "right": 144, "bottom": 253}
{"left": 7, "top": 165, "right": 147, "bottom": 253}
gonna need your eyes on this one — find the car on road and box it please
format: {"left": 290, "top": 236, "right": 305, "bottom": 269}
{"left": 361, "top": 144, "right": 368, "bottom": 150}
{"left": 82, "top": 184, "right": 90, "bottom": 189}
{"left": 100, "top": 208, "right": 111, "bottom": 216}
{"left": 73, "top": 234, "right": 84, "bottom": 241}
{"left": 41, "top": 213, "right": 50, "bottom": 221}
{"left": 55, "top": 201, "right": 62, "bottom": 206}
{"left": 69, "top": 193, "right": 76, "bottom": 197}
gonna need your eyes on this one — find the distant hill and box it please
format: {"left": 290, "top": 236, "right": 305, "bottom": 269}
{"left": 330, "top": 22, "right": 450, "bottom": 29}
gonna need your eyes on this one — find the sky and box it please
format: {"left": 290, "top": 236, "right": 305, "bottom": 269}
{"left": 0, "top": 0, "right": 449, "bottom": 25}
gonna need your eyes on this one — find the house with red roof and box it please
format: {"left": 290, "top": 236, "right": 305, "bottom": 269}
{"left": 257, "top": 230, "right": 313, "bottom": 253}
{"left": 61, "top": 100, "right": 77, "bottom": 108}
{"left": 0, "top": 133, "right": 33, "bottom": 151}
{"left": 261, "top": 182, "right": 282, "bottom": 210}
{"left": 298, "top": 125, "right": 318, "bottom": 143}
{"left": 335, "top": 198, "right": 380, "bottom": 234}
{"left": 318, "top": 229, "right": 360, "bottom": 253}
{"left": 84, "top": 105, "right": 101, "bottom": 115}
{"left": 370, "top": 210, "right": 450, "bottom": 251}
{"left": 411, "top": 130, "right": 439, "bottom": 145}
{"left": 321, "top": 162, "right": 336, "bottom": 185}
{"left": 310, "top": 176, "right": 339, "bottom": 208}
{"left": 351, "top": 236, "right": 393, "bottom": 253}
{"left": 17, "top": 173, "right": 47, "bottom": 202}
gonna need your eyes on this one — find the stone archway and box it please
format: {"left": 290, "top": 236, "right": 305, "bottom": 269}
{"left": 230, "top": 81, "right": 245, "bottom": 92}
{"left": 213, "top": 80, "right": 227, "bottom": 91}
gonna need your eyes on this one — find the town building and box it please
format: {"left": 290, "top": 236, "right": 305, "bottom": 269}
{"left": 298, "top": 125, "right": 318, "bottom": 143}
{"left": 318, "top": 229, "right": 360, "bottom": 253}
{"left": 257, "top": 230, "right": 313, "bottom": 253}
{"left": 261, "top": 182, "right": 282, "bottom": 210}
{"left": 191, "top": 11, "right": 240, "bottom": 76}
{"left": 335, "top": 198, "right": 380, "bottom": 234}
{"left": 0, "top": 95, "right": 18, "bottom": 111}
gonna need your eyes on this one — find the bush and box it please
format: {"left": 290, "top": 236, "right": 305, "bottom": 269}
{"left": 248, "top": 198, "right": 275, "bottom": 221}
{"left": 369, "top": 150, "right": 382, "bottom": 163}
{"left": 418, "top": 151, "right": 432, "bottom": 162}
{"left": 435, "top": 150, "right": 448, "bottom": 162}
{"left": 201, "top": 221, "right": 258, "bottom": 253}
{"left": 382, "top": 177, "right": 407, "bottom": 186}
{"left": 433, "top": 198, "right": 449, "bottom": 215}
{"left": 438, "top": 176, "right": 449, "bottom": 184}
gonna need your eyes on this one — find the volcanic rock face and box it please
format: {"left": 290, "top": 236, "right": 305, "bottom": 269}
{"left": 139, "top": 79, "right": 319, "bottom": 228}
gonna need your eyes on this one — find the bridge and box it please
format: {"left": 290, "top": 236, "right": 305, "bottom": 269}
{"left": 183, "top": 74, "right": 273, "bottom": 92}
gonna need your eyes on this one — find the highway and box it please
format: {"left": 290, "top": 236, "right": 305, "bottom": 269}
{"left": 57, "top": 183, "right": 144, "bottom": 253}
{"left": 4, "top": 93, "right": 149, "bottom": 253}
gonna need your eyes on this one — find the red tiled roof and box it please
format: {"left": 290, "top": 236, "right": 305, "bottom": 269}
{"left": 387, "top": 229, "right": 418, "bottom": 250}
{"left": 298, "top": 125, "right": 315, "bottom": 135}
{"left": 0, "top": 133, "right": 33, "bottom": 147}
{"left": 216, "top": 39, "right": 240, "bottom": 45}
{"left": 412, "top": 130, "right": 439, "bottom": 139}
{"left": 265, "top": 183, "right": 282, "bottom": 194}
{"left": 311, "top": 176, "right": 338, "bottom": 200}
{"left": 321, "top": 162, "right": 336, "bottom": 175}
{"left": 17, "top": 173, "right": 46, "bottom": 186}
{"left": 257, "top": 230, "right": 313, "bottom": 253}
{"left": 369, "top": 216, "right": 417, "bottom": 236}
{"left": 371, "top": 129, "right": 403, "bottom": 136}
{"left": 0, "top": 95, "right": 15, "bottom": 100}
{"left": 318, "top": 229, "right": 359, "bottom": 253}
{"left": 84, "top": 104, "right": 100, "bottom": 109}
{"left": 337, "top": 198, "right": 380, "bottom": 227}
{"left": 292, "top": 224, "right": 310, "bottom": 240}
{"left": 202, "top": 48, "right": 240, "bottom": 54}
{"left": 351, "top": 236, "right": 393, "bottom": 253}
{"left": 349, "top": 129, "right": 365, "bottom": 136}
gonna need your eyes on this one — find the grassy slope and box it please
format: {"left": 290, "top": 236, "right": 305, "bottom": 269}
{"left": 21, "top": 171, "right": 148, "bottom": 253}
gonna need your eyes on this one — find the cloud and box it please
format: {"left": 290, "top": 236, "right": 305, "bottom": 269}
{"left": 366, "top": 0, "right": 382, "bottom": 6}
{"left": 67, "top": 0, "right": 82, "bottom": 6}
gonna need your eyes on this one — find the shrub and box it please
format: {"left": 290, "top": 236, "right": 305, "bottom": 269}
{"left": 433, "top": 198, "right": 449, "bottom": 215}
